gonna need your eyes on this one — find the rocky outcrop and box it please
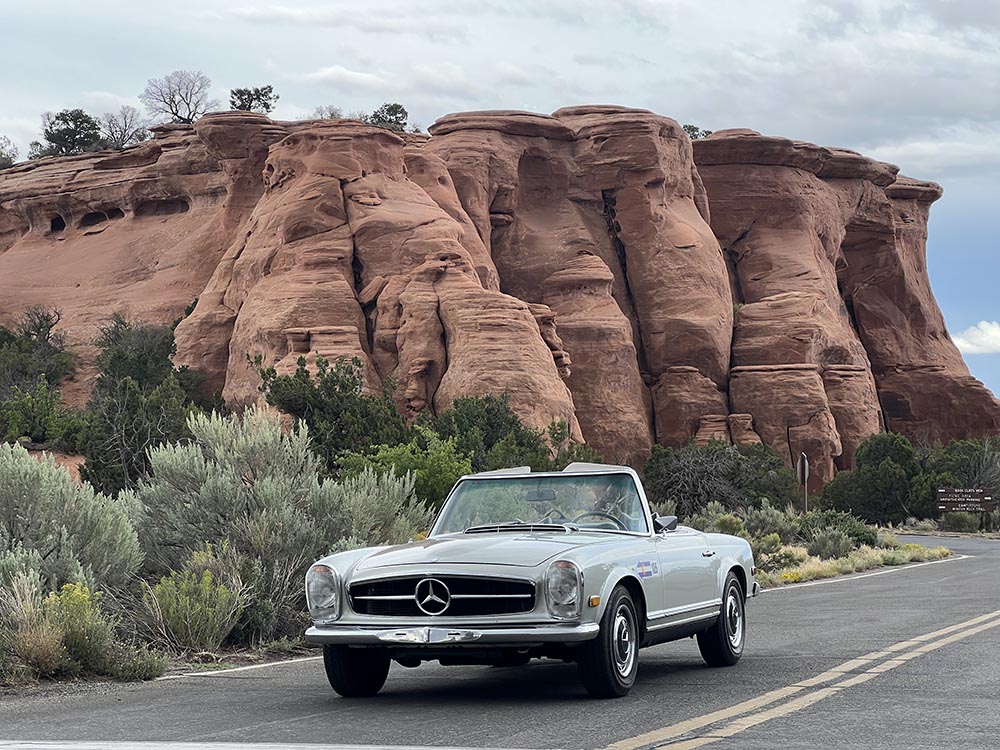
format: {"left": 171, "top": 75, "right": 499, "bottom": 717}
{"left": 2, "top": 110, "right": 998, "bottom": 476}
{"left": 694, "top": 129, "right": 1000, "bottom": 477}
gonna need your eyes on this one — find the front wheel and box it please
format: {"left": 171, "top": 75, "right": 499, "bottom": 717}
{"left": 577, "top": 585, "right": 640, "bottom": 698}
{"left": 697, "top": 572, "right": 745, "bottom": 667}
{"left": 323, "top": 644, "right": 390, "bottom": 697}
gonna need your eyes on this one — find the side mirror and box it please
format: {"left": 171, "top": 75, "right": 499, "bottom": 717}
{"left": 652, "top": 513, "right": 678, "bottom": 533}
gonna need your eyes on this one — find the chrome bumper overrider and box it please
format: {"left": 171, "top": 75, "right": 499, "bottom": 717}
{"left": 752, "top": 581, "right": 761, "bottom": 597}
{"left": 305, "top": 622, "right": 600, "bottom": 646}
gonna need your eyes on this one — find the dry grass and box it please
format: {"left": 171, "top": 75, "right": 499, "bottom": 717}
{"left": 757, "top": 543, "right": 952, "bottom": 588}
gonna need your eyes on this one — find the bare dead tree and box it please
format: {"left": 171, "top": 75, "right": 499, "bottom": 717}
{"left": 310, "top": 105, "right": 343, "bottom": 119}
{"left": 101, "top": 105, "right": 151, "bottom": 150}
{"left": 140, "top": 70, "right": 219, "bottom": 124}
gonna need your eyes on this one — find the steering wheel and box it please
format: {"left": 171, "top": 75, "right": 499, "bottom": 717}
{"left": 539, "top": 507, "right": 568, "bottom": 523}
{"left": 572, "top": 510, "right": 628, "bottom": 531}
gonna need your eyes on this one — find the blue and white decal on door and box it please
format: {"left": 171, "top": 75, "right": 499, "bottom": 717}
{"left": 636, "top": 560, "right": 659, "bottom": 578}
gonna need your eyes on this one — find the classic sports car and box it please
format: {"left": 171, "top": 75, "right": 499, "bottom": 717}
{"left": 305, "top": 463, "right": 758, "bottom": 698}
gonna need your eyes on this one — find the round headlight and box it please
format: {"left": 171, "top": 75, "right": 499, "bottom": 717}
{"left": 305, "top": 564, "right": 341, "bottom": 624}
{"left": 545, "top": 560, "right": 582, "bottom": 619}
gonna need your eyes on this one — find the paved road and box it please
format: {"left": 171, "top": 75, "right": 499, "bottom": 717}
{"left": 1, "top": 535, "right": 998, "bottom": 750}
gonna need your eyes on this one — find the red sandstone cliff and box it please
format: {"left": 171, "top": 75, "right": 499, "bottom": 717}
{"left": 1, "top": 108, "right": 997, "bottom": 484}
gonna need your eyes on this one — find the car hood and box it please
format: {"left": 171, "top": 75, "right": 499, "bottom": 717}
{"left": 353, "top": 532, "right": 614, "bottom": 571}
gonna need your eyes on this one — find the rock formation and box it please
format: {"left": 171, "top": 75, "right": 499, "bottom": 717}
{"left": 1, "top": 109, "right": 997, "bottom": 483}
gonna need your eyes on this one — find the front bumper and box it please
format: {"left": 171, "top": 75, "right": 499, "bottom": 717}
{"left": 305, "top": 622, "right": 600, "bottom": 646}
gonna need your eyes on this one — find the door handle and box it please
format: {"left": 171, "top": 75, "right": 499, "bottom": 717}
{"left": 702, "top": 550, "right": 716, "bottom": 557}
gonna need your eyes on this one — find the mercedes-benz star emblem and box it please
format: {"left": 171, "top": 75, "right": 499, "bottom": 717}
{"left": 415, "top": 578, "right": 451, "bottom": 615}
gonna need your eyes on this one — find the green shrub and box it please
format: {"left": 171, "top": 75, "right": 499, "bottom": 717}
{"left": 713, "top": 514, "right": 746, "bottom": 537}
{"left": 93, "top": 314, "right": 176, "bottom": 391}
{"left": 426, "top": 394, "right": 536, "bottom": 472}
{"left": 0, "top": 571, "right": 72, "bottom": 678}
{"left": 643, "top": 441, "right": 797, "bottom": 518}
{"left": 807, "top": 528, "right": 854, "bottom": 560}
{"left": 0, "top": 307, "right": 75, "bottom": 403}
{"left": 41, "top": 582, "right": 166, "bottom": 679}
{"left": 44, "top": 583, "right": 116, "bottom": 673}
{"left": 0, "top": 376, "right": 81, "bottom": 446}
{"left": 342, "top": 426, "right": 472, "bottom": 508}
{"left": 822, "top": 434, "right": 920, "bottom": 524}
{"left": 141, "top": 570, "right": 245, "bottom": 653}
{"left": 78, "top": 373, "right": 194, "bottom": 494}
{"left": 744, "top": 500, "right": 800, "bottom": 544}
{"left": 877, "top": 530, "right": 900, "bottom": 549}
{"left": 909, "top": 517, "right": 939, "bottom": 532}
{"left": 130, "top": 408, "right": 432, "bottom": 644}
{"left": 1, "top": 575, "right": 166, "bottom": 682}
{"left": 798, "top": 509, "right": 877, "bottom": 548}
{"left": 683, "top": 501, "right": 729, "bottom": 532}
{"left": 309, "top": 468, "right": 433, "bottom": 551}
{"left": 907, "top": 471, "right": 960, "bottom": 520}
{"left": 77, "top": 314, "right": 214, "bottom": 494}
{"left": 0, "top": 442, "right": 142, "bottom": 590}
{"left": 855, "top": 433, "right": 920, "bottom": 477}
{"left": 939, "top": 512, "right": 982, "bottom": 533}
{"left": 255, "top": 355, "right": 409, "bottom": 473}
{"left": 103, "top": 643, "right": 168, "bottom": 681}
{"left": 750, "top": 533, "right": 807, "bottom": 572}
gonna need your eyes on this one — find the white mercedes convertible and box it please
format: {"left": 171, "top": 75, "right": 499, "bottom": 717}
{"left": 305, "top": 463, "right": 758, "bottom": 698}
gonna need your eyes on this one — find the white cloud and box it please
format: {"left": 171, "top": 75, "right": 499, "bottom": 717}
{"left": 297, "top": 66, "right": 388, "bottom": 92}
{"left": 954, "top": 321, "right": 1000, "bottom": 354}
{"left": 78, "top": 91, "right": 140, "bottom": 115}
{"left": 866, "top": 129, "right": 1000, "bottom": 178}
{"left": 224, "top": 3, "right": 467, "bottom": 40}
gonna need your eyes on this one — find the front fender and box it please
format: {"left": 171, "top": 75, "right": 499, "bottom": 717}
{"left": 714, "top": 549, "right": 755, "bottom": 599}
{"left": 593, "top": 567, "right": 646, "bottom": 622}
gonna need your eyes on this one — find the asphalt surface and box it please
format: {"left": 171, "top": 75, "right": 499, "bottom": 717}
{"left": 1, "top": 534, "right": 999, "bottom": 750}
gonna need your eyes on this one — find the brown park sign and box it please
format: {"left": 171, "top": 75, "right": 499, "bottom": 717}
{"left": 937, "top": 488, "right": 994, "bottom": 514}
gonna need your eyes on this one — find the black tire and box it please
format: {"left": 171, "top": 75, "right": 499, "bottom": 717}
{"left": 697, "top": 572, "right": 745, "bottom": 667}
{"left": 577, "top": 585, "right": 640, "bottom": 698}
{"left": 323, "top": 644, "right": 391, "bottom": 697}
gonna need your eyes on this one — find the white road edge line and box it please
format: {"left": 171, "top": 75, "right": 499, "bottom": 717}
{"left": 760, "top": 553, "right": 970, "bottom": 593}
{"left": 155, "top": 655, "right": 321, "bottom": 680}
{"left": 0, "top": 745, "right": 554, "bottom": 750}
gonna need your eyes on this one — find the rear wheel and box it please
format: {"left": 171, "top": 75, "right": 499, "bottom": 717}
{"left": 577, "top": 585, "right": 639, "bottom": 698}
{"left": 323, "top": 645, "right": 391, "bottom": 697}
{"left": 697, "top": 572, "right": 745, "bottom": 667}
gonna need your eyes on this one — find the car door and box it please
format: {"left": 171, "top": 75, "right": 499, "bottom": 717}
{"left": 652, "top": 527, "right": 721, "bottom": 623}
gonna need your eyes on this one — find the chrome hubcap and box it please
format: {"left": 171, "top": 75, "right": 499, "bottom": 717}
{"left": 726, "top": 588, "right": 744, "bottom": 651}
{"left": 613, "top": 604, "right": 637, "bottom": 678}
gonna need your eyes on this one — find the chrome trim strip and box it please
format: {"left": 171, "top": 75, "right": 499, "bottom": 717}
{"left": 348, "top": 571, "right": 537, "bottom": 586}
{"left": 305, "top": 622, "right": 600, "bottom": 645}
{"left": 353, "top": 593, "right": 533, "bottom": 601}
{"left": 451, "top": 593, "right": 533, "bottom": 599}
{"left": 647, "top": 598, "right": 722, "bottom": 621}
{"left": 352, "top": 595, "right": 414, "bottom": 601}
{"left": 646, "top": 612, "right": 718, "bottom": 631}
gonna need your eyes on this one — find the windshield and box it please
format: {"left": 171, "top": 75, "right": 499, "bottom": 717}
{"left": 432, "top": 473, "right": 650, "bottom": 536}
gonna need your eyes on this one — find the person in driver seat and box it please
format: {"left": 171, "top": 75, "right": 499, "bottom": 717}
{"left": 582, "top": 475, "right": 646, "bottom": 532}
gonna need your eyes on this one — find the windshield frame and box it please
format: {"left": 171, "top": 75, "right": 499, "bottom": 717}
{"left": 429, "top": 469, "right": 655, "bottom": 538}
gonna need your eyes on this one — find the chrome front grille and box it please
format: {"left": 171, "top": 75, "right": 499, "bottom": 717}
{"left": 349, "top": 576, "right": 536, "bottom": 617}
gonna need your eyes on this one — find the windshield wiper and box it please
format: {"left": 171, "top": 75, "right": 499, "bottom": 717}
{"left": 464, "top": 521, "right": 580, "bottom": 534}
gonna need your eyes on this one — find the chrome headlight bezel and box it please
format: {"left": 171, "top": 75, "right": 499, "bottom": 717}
{"left": 305, "top": 563, "right": 342, "bottom": 624}
{"left": 544, "top": 559, "right": 583, "bottom": 620}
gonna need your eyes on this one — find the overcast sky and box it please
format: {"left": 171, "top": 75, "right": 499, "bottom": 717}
{"left": 2, "top": 0, "right": 998, "bottom": 393}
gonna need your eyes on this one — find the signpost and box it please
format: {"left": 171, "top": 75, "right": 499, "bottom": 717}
{"left": 796, "top": 452, "right": 809, "bottom": 514}
{"left": 936, "top": 488, "right": 994, "bottom": 514}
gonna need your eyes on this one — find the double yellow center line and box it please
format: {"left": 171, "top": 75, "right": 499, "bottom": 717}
{"left": 607, "top": 609, "right": 1000, "bottom": 750}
